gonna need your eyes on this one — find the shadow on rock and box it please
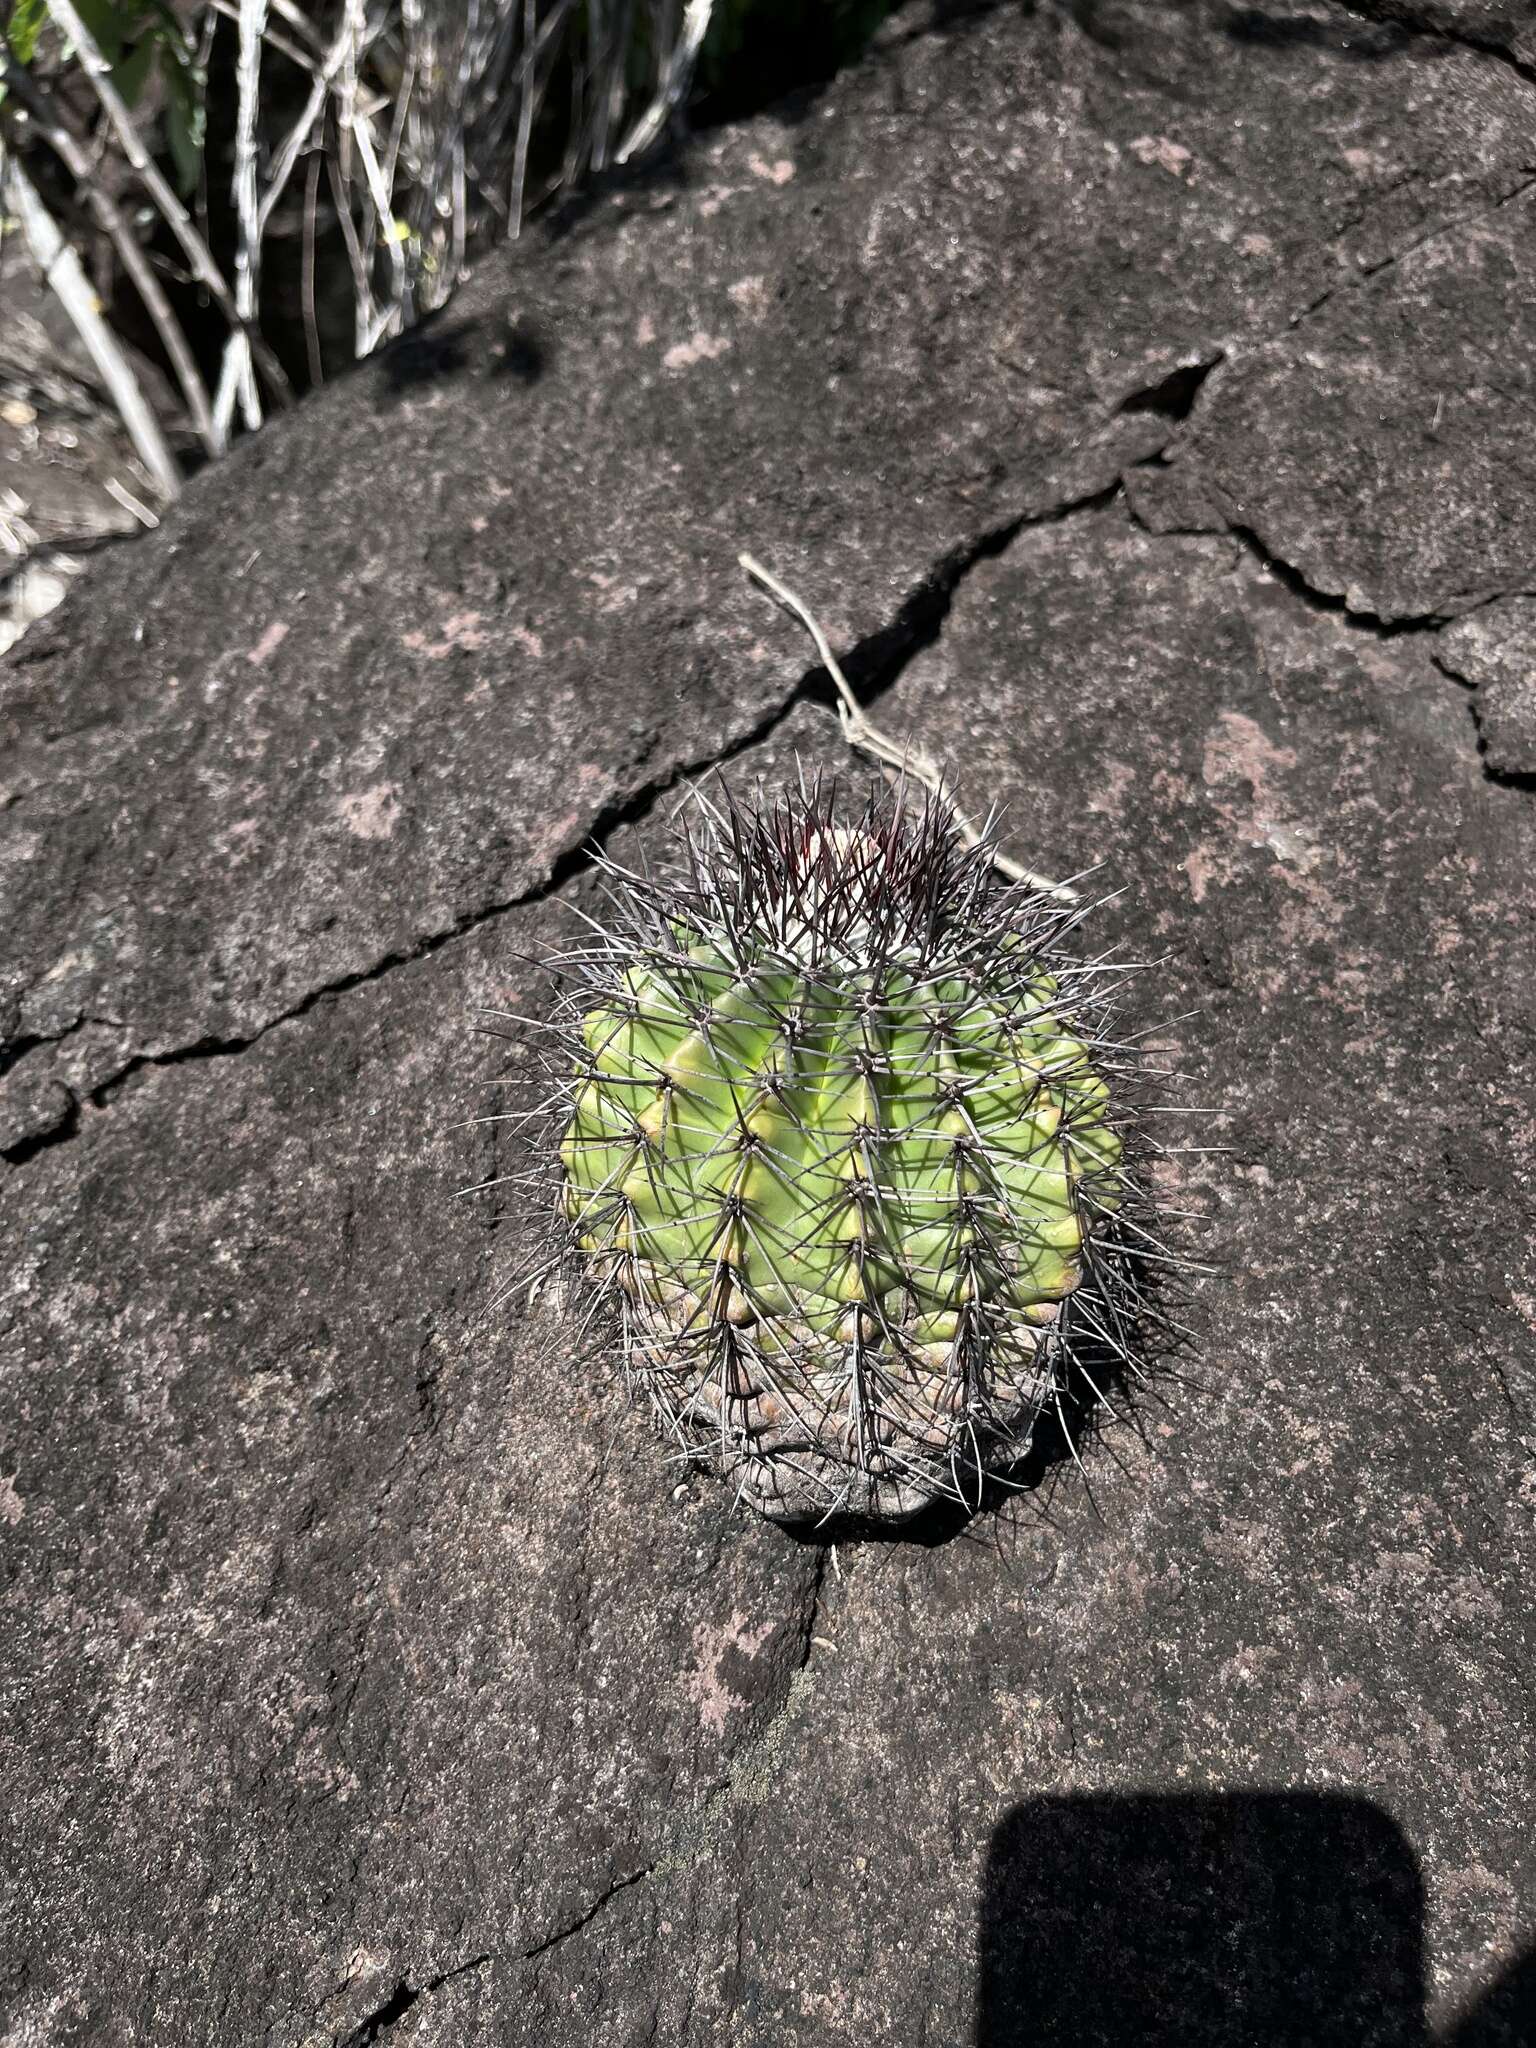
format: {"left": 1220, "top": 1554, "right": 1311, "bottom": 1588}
{"left": 1222, "top": 5, "right": 1417, "bottom": 57}
{"left": 1060, "top": 0, "right": 1423, "bottom": 63}
{"left": 376, "top": 311, "right": 549, "bottom": 405}
{"left": 778, "top": 1215, "right": 1198, "bottom": 1553}
{"left": 773, "top": 1395, "right": 1175, "bottom": 1553}
{"left": 977, "top": 1792, "right": 1535, "bottom": 2046}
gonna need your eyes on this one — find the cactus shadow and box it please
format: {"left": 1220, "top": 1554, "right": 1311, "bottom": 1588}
{"left": 778, "top": 1245, "right": 1196, "bottom": 1552}
{"left": 773, "top": 1370, "right": 1150, "bottom": 1552}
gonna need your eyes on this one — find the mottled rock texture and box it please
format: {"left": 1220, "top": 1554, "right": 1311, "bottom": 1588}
{"left": 1352, "top": 0, "right": 1536, "bottom": 63}
{"left": 1437, "top": 598, "right": 1536, "bottom": 778}
{"left": 3, "top": 3, "right": 1536, "bottom": 2045}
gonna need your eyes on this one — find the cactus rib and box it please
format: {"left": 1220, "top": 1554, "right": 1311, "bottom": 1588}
{"left": 526, "top": 779, "right": 1164, "bottom": 1525}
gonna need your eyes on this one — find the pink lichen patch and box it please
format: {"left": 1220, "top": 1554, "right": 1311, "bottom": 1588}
{"left": 663, "top": 331, "right": 732, "bottom": 371}
{"left": 1130, "top": 134, "right": 1194, "bottom": 180}
{"left": 217, "top": 818, "right": 262, "bottom": 861}
{"left": 1272, "top": 861, "right": 1346, "bottom": 948}
{"left": 635, "top": 313, "right": 657, "bottom": 347}
{"left": 1199, "top": 711, "right": 1320, "bottom": 890}
{"left": 1150, "top": 1150, "right": 1191, "bottom": 1198}
{"left": 585, "top": 569, "right": 639, "bottom": 613}
{"left": 536, "top": 763, "right": 608, "bottom": 860}
{"left": 1217, "top": 1643, "right": 1282, "bottom": 1689}
{"left": 1185, "top": 846, "right": 1218, "bottom": 904}
{"left": 748, "top": 153, "right": 795, "bottom": 185}
{"left": 402, "top": 610, "right": 488, "bottom": 660}
{"left": 511, "top": 624, "right": 545, "bottom": 658}
{"left": 1203, "top": 710, "right": 1297, "bottom": 799}
{"left": 1084, "top": 758, "right": 1134, "bottom": 818}
{"left": 728, "top": 275, "right": 770, "bottom": 319}
{"left": 0, "top": 1470, "right": 22, "bottom": 1525}
{"left": 246, "top": 621, "right": 289, "bottom": 666}
{"left": 336, "top": 783, "right": 402, "bottom": 841}
{"left": 685, "top": 1611, "right": 778, "bottom": 1736}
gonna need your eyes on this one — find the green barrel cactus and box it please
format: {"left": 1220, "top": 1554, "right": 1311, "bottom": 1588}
{"left": 543, "top": 785, "right": 1143, "bottom": 1523}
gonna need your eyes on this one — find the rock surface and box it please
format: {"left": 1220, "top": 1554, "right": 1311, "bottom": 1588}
{"left": 1352, "top": 0, "right": 1536, "bottom": 63}
{"left": 4, "top": 3, "right": 1536, "bottom": 2044}
{"left": 1437, "top": 598, "right": 1536, "bottom": 778}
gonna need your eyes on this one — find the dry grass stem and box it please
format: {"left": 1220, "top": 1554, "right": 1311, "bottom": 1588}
{"left": 737, "top": 553, "right": 1080, "bottom": 903}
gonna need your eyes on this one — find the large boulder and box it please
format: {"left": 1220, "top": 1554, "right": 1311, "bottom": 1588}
{"left": 7, "top": 0, "right": 1536, "bottom": 1157}
{"left": 4, "top": 3, "right": 1535, "bottom": 2043}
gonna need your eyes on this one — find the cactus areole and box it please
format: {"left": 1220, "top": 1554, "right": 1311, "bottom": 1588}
{"left": 550, "top": 785, "right": 1138, "bottom": 1524}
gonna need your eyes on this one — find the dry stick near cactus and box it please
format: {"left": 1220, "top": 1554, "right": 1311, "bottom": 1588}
{"left": 737, "top": 552, "right": 1079, "bottom": 903}
{"left": 502, "top": 766, "right": 1180, "bottom": 1525}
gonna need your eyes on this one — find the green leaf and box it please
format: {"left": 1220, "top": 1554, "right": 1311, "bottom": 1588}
{"left": 110, "top": 32, "right": 154, "bottom": 107}
{"left": 71, "top": 0, "right": 127, "bottom": 64}
{"left": 6, "top": 0, "right": 48, "bottom": 65}
{"left": 162, "top": 44, "right": 205, "bottom": 197}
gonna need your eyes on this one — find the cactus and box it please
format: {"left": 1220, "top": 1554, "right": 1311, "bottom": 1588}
{"left": 536, "top": 782, "right": 1152, "bottom": 1524}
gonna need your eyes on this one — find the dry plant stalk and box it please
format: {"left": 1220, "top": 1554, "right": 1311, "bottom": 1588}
{"left": 2, "top": 0, "right": 721, "bottom": 484}
{"left": 737, "top": 553, "right": 1080, "bottom": 903}
{"left": 0, "top": 147, "right": 181, "bottom": 498}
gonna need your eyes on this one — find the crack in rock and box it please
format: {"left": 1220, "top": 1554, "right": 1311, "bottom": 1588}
{"left": 522, "top": 1537, "right": 833, "bottom": 1964}
{"left": 0, "top": 479, "right": 1122, "bottom": 1172}
{"left": 1343, "top": 0, "right": 1536, "bottom": 87}
{"left": 1433, "top": 596, "right": 1536, "bottom": 784}
{"left": 650, "top": 1665, "right": 821, "bottom": 1884}
{"left": 796, "top": 1545, "right": 832, "bottom": 1671}
{"left": 0, "top": 691, "right": 800, "bottom": 1169}
{"left": 1121, "top": 460, "right": 1452, "bottom": 637}
{"left": 523, "top": 1866, "right": 657, "bottom": 1962}
{"left": 335, "top": 1953, "right": 490, "bottom": 2048}
{"left": 0, "top": 1012, "right": 119, "bottom": 1084}
{"left": 1219, "top": 522, "right": 1448, "bottom": 638}
{"left": 1113, "top": 356, "right": 1222, "bottom": 423}
{"left": 1120, "top": 473, "right": 1536, "bottom": 793}
{"left": 1289, "top": 169, "right": 1536, "bottom": 332}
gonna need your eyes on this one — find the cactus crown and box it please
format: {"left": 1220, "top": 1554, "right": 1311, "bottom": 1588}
{"left": 530, "top": 780, "right": 1153, "bottom": 1525}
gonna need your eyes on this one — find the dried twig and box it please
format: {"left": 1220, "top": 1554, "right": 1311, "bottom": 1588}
{"left": 207, "top": 0, "right": 319, "bottom": 75}
{"left": 104, "top": 475, "right": 161, "bottom": 526}
{"left": 300, "top": 145, "right": 323, "bottom": 386}
{"left": 618, "top": 0, "right": 713, "bottom": 164}
{"left": 43, "top": 0, "right": 293, "bottom": 408}
{"left": 214, "top": 0, "right": 268, "bottom": 436}
{"left": 738, "top": 552, "right": 1079, "bottom": 902}
{"left": 0, "top": 53, "right": 218, "bottom": 459}
{"left": 258, "top": 13, "right": 357, "bottom": 237}
{"left": 1, "top": 151, "right": 181, "bottom": 501}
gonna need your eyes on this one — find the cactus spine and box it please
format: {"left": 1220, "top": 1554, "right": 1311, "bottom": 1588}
{"left": 540, "top": 783, "right": 1150, "bottom": 1524}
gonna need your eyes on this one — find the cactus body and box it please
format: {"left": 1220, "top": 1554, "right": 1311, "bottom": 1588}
{"left": 550, "top": 789, "right": 1138, "bottom": 1523}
